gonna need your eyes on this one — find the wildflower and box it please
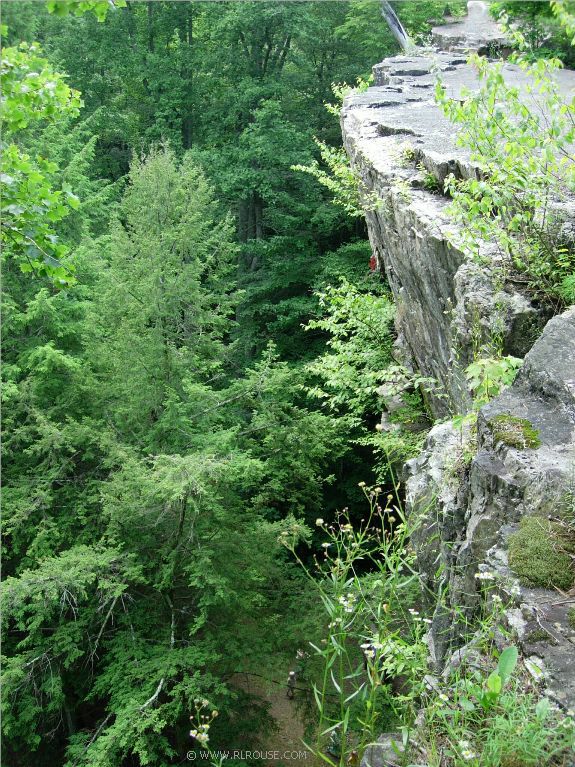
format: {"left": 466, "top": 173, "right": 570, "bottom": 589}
{"left": 338, "top": 594, "right": 356, "bottom": 613}
{"left": 475, "top": 571, "right": 495, "bottom": 581}
{"left": 408, "top": 608, "right": 419, "bottom": 616}
{"left": 422, "top": 618, "right": 432, "bottom": 624}
{"left": 316, "top": 518, "right": 324, "bottom": 526}
{"left": 439, "top": 693, "right": 449, "bottom": 703}
{"left": 358, "top": 481, "right": 366, "bottom": 488}
{"left": 567, "top": 709, "right": 575, "bottom": 718}
{"left": 458, "top": 740, "right": 477, "bottom": 760}
{"left": 491, "top": 594, "right": 502, "bottom": 603}
{"left": 328, "top": 618, "right": 342, "bottom": 629}
{"left": 342, "top": 523, "right": 353, "bottom": 532}
{"left": 321, "top": 542, "right": 331, "bottom": 548}
{"left": 374, "top": 487, "right": 382, "bottom": 494}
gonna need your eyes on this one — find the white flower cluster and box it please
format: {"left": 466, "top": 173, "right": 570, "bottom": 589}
{"left": 338, "top": 593, "right": 356, "bottom": 613}
{"left": 408, "top": 608, "right": 432, "bottom": 624}
{"left": 458, "top": 740, "right": 477, "bottom": 760}
{"left": 475, "top": 571, "right": 495, "bottom": 581}
{"left": 189, "top": 725, "right": 210, "bottom": 745}
{"left": 189, "top": 700, "right": 218, "bottom": 747}
{"left": 360, "top": 640, "right": 383, "bottom": 660}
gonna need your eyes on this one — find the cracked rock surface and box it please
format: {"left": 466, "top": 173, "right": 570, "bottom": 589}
{"left": 406, "top": 309, "right": 575, "bottom": 707}
{"left": 342, "top": 50, "right": 575, "bottom": 416}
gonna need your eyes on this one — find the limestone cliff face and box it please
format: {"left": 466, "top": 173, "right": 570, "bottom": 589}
{"left": 342, "top": 51, "right": 574, "bottom": 416}
{"left": 406, "top": 311, "right": 575, "bottom": 706}
{"left": 342, "top": 13, "right": 575, "bottom": 708}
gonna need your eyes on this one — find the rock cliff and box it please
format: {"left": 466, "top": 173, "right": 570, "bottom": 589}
{"left": 341, "top": 3, "right": 575, "bottom": 717}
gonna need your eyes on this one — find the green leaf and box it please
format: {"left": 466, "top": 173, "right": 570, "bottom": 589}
{"left": 486, "top": 672, "right": 502, "bottom": 695}
{"left": 497, "top": 645, "right": 518, "bottom": 686}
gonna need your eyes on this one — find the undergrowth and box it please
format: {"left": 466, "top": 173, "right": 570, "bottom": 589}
{"left": 282, "top": 487, "right": 575, "bottom": 767}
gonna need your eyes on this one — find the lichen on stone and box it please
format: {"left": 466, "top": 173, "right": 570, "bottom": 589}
{"left": 488, "top": 414, "right": 541, "bottom": 449}
{"left": 508, "top": 516, "right": 575, "bottom": 591}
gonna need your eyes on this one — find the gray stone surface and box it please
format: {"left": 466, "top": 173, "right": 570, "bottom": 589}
{"left": 361, "top": 733, "right": 405, "bottom": 767}
{"left": 432, "top": 1, "right": 510, "bottom": 55}
{"left": 342, "top": 50, "right": 575, "bottom": 416}
{"left": 406, "top": 309, "right": 575, "bottom": 704}
{"left": 346, "top": 0, "right": 575, "bottom": 742}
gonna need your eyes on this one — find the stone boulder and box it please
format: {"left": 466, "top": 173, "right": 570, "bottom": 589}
{"left": 406, "top": 309, "right": 575, "bottom": 705}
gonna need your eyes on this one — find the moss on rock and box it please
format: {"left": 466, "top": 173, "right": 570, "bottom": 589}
{"left": 508, "top": 516, "right": 575, "bottom": 591}
{"left": 488, "top": 414, "right": 541, "bottom": 449}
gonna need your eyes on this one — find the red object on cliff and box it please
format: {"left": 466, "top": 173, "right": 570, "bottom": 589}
{"left": 369, "top": 255, "right": 377, "bottom": 272}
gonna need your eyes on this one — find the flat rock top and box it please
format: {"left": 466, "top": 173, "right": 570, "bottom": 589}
{"left": 432, "top": 0, "right": 509, "bottom": 51}
{"left": 343, "top": 52, "right": 575, "bottom": 185}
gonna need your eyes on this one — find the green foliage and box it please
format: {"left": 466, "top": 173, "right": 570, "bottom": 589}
{"left": 85, "top": 145, "right": 238, "bottom": 446}
{"left": 306, "top": 279, "right": 395, "bottom": 416}
{"left": 293, "top": 141, "right": 367, "bottom": 218}
{"left": 1, "top": 39, "right": 82, "bottom": 284}
{"left": 437, "top": 53, "right": 575, "bottom": 306}
{"left": 46, "top": 0, "right": 126, "bottom": 21}
{"left": 336, "top": 0, "right": 467, "bottom": 63}
{"left": 492, "top": 0, "right": 575, "bottom": 64}
{"left": 305, "top": 281, "right": 432, "bottom": 480}
{"left": 11, "top": 2, "right": 565, "bottom": 762}
{"left": 426, "top": 668, "right": 575, "bottom": 766}
{"left": 282, "top": 489, "right": 427, "bottom": 764}
{"left": 1, "top": 142, "right": 360, "bottom": 763}
{"left": 465, "top": 355, "right": 523, "bottom": 407}
{"left": 509, "top": 516, "right": 575, "bottom": 590}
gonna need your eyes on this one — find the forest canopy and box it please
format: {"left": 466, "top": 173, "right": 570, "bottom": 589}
{"left": 2, "top": 1, "right": 575, "bottom": 766}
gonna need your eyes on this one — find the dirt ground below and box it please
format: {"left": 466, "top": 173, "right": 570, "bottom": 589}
{"left": 232, "top": 672, "right": 316, "bottom": 766}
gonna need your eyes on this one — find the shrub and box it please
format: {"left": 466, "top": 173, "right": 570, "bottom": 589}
{"left": 436, "top": 53, "right": 575, "bottom": 307}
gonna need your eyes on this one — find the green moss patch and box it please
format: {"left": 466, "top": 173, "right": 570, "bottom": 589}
{"left": 524, "top": 629, "right": 551, "bottom": 644}
{"left": 488, "top": 414, "right": 541, "bottom": 449}
{"left": 568, "top": 608, "right": 575, "bottom": 631}
{"left": 508, "top": 516, "right": 575, "bottom": 591}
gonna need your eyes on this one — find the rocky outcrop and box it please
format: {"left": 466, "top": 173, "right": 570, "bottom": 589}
{"left": 406, "top": 309, "right": 575, "bottom": 706}
{"left": 343, "top": 4, "right": 575, "bottom": 717}
{"left": 342, "top": 49, "right": 575, "bottom": 417}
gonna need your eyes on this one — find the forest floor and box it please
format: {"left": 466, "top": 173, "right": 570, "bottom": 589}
{"left": 233, "top": 673, "right": 315, "bottom": 764}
